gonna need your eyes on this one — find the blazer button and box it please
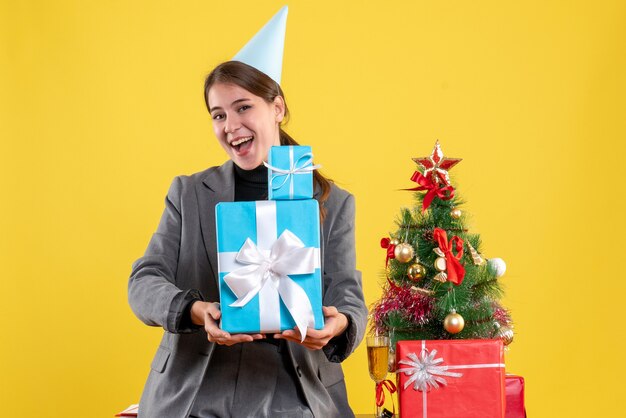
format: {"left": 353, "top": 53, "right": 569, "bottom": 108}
{"left": 296, "top": 366, "right": 302, "bottom": 377}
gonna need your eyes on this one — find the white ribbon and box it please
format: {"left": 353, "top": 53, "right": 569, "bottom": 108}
{"left": 397, "top": 349, "right": 463, "bottom": 392}
{"left": 223, "top": 229, "right": 316, "bottom": 341}
{"left": 263, "top": 148, "right": 321, "bottom": 198}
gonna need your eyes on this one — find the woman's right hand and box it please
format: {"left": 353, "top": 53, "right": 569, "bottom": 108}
{"left": 190, "top": 301, "right": 264, "bottom": 346}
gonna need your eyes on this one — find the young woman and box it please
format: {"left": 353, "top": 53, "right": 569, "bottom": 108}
{"left": 128, "top": 61, "right": 367, "bottom": 417}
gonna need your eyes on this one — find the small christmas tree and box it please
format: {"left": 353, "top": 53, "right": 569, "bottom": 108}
{"left": 372, "top": 141, "right": 513, "bottom": 349}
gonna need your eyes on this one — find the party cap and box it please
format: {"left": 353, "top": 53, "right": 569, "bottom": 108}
{"left": 232, "top": 5, "right": 288, "bottom": 85}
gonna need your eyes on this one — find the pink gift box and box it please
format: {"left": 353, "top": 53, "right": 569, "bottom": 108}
{"left": 505, "top": 374, "right": 526, "bottom": 418}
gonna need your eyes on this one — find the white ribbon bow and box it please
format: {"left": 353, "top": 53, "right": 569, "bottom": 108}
{"left": 397, "top": 349, "right": 463, "bottom": 392}
{"left": 223, "top": 229, "right": 316, "bottom": 341}
{"left": 263, "top": 151, "right": 321, "bottom": 198}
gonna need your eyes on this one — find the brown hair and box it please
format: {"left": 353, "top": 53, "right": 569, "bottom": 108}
{"left": 204, "top": 61, "right": 332, "bottom": 220}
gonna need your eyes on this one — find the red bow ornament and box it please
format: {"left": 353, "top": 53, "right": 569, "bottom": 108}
{"left": 433, "top": 227, "right": 466, "bottom": 285}
{"left": 380, "top": 238, "right": 396, "bottom": 267}
{"left": 376, "top": 379, "right": 397, "bottom": 413}
{"left": 407, "top": 171, "right": 455, "bottom": 212}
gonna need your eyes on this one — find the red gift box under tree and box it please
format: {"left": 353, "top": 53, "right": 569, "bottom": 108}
{"left": 396, "top": 339, "right": 506, "bottom": 418}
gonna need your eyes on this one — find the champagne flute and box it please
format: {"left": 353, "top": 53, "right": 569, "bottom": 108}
{"left": 367, "top": 335, "right": 390, "bottom": 418}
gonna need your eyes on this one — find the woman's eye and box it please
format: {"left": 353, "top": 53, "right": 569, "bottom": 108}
{"left": 238, "top": 105, "right": 251, "bottom": 113}
{"left": 212, "top": 113, "right": 224, "bottom": 120}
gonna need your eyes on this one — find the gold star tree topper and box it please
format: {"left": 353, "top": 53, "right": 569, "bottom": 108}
{"left": 412, "top": 141, "right": 462, "bottom": 186}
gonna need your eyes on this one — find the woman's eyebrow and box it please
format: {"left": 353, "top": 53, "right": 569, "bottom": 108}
{"left": 210, "top": 98, "right": 251, "bottom": 113}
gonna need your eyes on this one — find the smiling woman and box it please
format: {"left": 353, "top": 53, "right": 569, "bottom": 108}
{"left": 127, "top": 6, "right": 367, "bottom": 418}
{"left": 206, "top": 63, "right": 285, "bottom": 170}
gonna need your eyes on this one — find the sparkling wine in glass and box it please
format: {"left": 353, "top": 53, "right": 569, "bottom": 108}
{"left": 367, "top": 335, "right": 390, "bottom": 417}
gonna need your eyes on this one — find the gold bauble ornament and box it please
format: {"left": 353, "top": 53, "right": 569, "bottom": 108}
{"left": 388, "top": 350, "right": 397, "bottom": 372}
{"left": 389, "top": 238, "right": 400, "bottom": 246}
{"left": 394, "top": 243, "right": 415, "bottom": 263}
{"left": 443, "top": 310, "right": 465, "bottom": 334}
{"left": 407, "top": 263, "right": 426, "bottom": 281}
{"left": 496, "top": 324, "right": 514, "bottom": 346}
{"left": 450, "top": 208, "right": 462, "bottom": 219}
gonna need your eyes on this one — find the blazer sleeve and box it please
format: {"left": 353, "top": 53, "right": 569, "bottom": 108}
{"left": 128, "top": 176, "right": 204, "bottom": 334}
{"left": 321, "top": 192, "right": 368, "bottom": 363}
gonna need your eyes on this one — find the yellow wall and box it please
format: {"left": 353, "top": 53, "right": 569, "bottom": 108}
{"left": 1, "top": 1, "right": 625, "bottom": 417}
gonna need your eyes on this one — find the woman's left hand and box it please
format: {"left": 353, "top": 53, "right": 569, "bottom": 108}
{"left": 273, "top": 306, "right": 348, "bottom": 350}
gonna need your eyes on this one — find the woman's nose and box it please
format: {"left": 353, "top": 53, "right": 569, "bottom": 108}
{"left": 224, "top": 115, "right": 240, "bottom": 134}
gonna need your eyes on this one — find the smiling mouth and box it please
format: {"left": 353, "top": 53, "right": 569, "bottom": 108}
{"left": 230, "top": 135, "right": 254, "bottom": 153}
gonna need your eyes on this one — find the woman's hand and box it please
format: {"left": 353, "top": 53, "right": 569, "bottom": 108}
{"left": 191, "top": 301, "right": 264, "bottom": 346}
{"left": 273, "top": 306, "right": 348, "bottom": 350}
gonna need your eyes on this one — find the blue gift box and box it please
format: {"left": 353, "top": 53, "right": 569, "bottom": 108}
{"left": 265, "top": 145, "right": 319, "bottom": 200}
{"left": 215, "top": 199, "right": 324, "bottom": 335}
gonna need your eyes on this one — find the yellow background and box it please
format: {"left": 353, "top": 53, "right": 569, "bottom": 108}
{"left": 1, "top": 1, "right": 625, "bottom": 417}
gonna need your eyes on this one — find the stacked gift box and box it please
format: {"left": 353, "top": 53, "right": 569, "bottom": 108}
{"left": 215, "top": 145, "right": 324, "bottom": 337}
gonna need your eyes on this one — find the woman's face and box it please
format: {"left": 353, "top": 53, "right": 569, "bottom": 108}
{"left": 208, "top": 82, "right": 285, "bottom": 170}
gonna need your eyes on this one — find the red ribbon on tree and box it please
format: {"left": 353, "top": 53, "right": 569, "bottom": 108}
{"left": 433, "top": 227, "right": 466, "bottom": 285}
{"left": 380, "top": 238, "right": 396, "bottom": 267}
{"left": 406, "top": 171, "right": 455, "bottom": 212}
{"left": 376, "top": 379, "right": 397, "bottom": 410}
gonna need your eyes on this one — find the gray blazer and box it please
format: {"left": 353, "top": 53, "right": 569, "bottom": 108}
{"left": 128, "top": 160, "right": 367, "bottom": 417}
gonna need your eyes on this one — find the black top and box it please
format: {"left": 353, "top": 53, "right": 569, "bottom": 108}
{"left": 233, "top": 163, "right": 268, "bottom": 201}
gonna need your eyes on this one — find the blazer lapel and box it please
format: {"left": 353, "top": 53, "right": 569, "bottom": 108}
{"left": 195, "top": 160, "right": 235, "bottom": 285}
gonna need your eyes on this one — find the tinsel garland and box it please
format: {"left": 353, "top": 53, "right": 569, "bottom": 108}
{"left": 371, "top": 282, "right": 434, "bottom": 335}
{"left": 492, "top": 303, "right": 512, "bottom": 327}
